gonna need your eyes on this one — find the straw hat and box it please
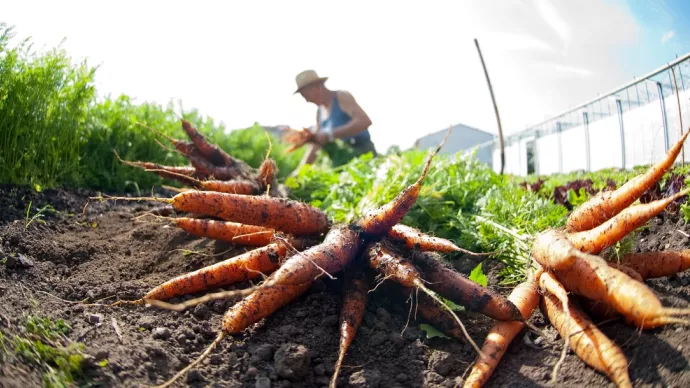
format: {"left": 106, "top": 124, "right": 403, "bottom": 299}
{"left": 294, "top": 70, "right": 328, "bottom": 94}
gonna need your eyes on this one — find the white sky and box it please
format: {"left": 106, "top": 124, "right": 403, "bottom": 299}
{"left": 3, "top": 0, "right": 642, "bottom": 152}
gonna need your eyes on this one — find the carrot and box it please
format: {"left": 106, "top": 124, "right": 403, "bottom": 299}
{"left": 407, "top": 288, "right": 467, "bottom": 341}
{"left": 171, "top": 217, "right": 278, "bottom": 246}
{"left": 536, "top": 270, "right": 571, "bottom": 383}
{"left": 577, "top": 296, "right": 621, "bottom": 321}
{"left": 531, "top": 229, "right": 582, "bottom": 270}
{"left": 567, "top": 188, "right": 690, "bottom": 254}
{"left": 181, "top": 119, "right": 243, "bottom": 168}
{"left": 97, "top": 191, "right": 330, "bottom": 236}
{"left": 463, "top": 277, "right": 540, "bottom": 388}
{"left": 258, "top": 158, "right": 277, "bottom": 190}
{"left": 553, "top": 253, "right": 690, "bottom": 328}
{"left": 541, "top": 291, "right": 632, "bottom": 388}
{"left": 412, "top": 251, "right": 523, "bottom": 321}
{"left": 199, "top": 179, "right": 260, "bottom": 195}
{"left": 330, "top": 265, "right": 370, "bottom": 388}
{"left": 357, "top": 128, "right": 451, "bottom": 235}
{"left": 223, "top": 226, "right": 362, "bottom": 332}
{"left": 616, "top": 250, "right": 690, "bottom": 279}
{"left": 365, "top": 242, "right": 483, "bottom": 355}
{"left": 143, "top": 241, "right": 291, "bottom": 301}
{"left": 608, "top": 263, "right": 644, "bottom": 282}
{"left": 566, "top": 129, "right": 690, "bottom": 232}
{"left": 387, "top": 224, "right": 491, "bottom": 255}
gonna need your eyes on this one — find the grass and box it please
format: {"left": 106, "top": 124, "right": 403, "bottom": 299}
{"left": 2, "top": 314, "right": 95, "bottom": 388}
{"left": 0, "top": 23, "right": 305, "bottom": 193}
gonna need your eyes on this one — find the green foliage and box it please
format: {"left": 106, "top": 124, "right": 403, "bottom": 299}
{"left": 0, "top": 23, "right": 304, "bottom": 192}
{"left": 468, "top": 263, "right": 488, "bottom": 287}
{"left": 419, "top": 324, "right": 450, "bottom": 340}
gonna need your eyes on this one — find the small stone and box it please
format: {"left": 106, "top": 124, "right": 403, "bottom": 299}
{"left": 139, "top": 316, "right": 156, "bottom": 330}
{"left": 274, "top": 343, "right": 311, "bottom": 381}
{"left": 86, "top": 313, "right": 103, "bottom": 325}
{"left": 152, "top": 327, "right": 171, "bottom": 340}
{"left": 252, "top": 344, "right": 276, "bottom": 361}
{"left": 425, "top": 371, "right": 444, "bottom": 384}
{"left": 193, "top": 304, "right": 211, "bottom": 321}
{"left": 227, "top": 352, "right": 239, "bottom": 366}
{"left": 186, "top": 369, "right": 205, "bottom": 383}
{"left": 176, "top": 334, "right": 187, "bottom": 344}
{"left": 255, "top": 376, "right": 271, "bottom": 388}
{"left": 313, "top": 364, "right": 326, "bottom": 376}
{"left": 348, "top": 369, "right": 382, "bottom": 388}
{"left": 4, "top": 255, "right": 17, "bottom": 268}
{"left": 16, "top": 254, "right": 34, "bottom": 268}
{"left": 534, "top": 336, "right": 544, "bottom": 346}
{"left": 247, "top": 367, "right": 259, "bottom": 377}
{"left": 429, "top": 350, "right": 455, "bottom": 376}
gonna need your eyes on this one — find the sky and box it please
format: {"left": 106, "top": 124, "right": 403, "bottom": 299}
{"left": 3, "top": 0, "right": 690, "bottom": 153}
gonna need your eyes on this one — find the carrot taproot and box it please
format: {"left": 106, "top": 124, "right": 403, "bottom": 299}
{"left": 387, "top": 224, "right": 490, "bottom": 255}
{"left": 567, "top": 188, "right": 690, "bottom": 254}
{"left": 197, "top": 179, "right": 259, "bottom": 195}
{"left": 553, "top": 253, "right": 690, "bottom": 328}
{"left": 258, "top": 159, "right": 277, "bottom": 190}
{"left": 365, "top": 242, "right": 483, "bottom": 355}
{"left": 97, "top": 191, "right": 330, "bottom": 236}
{"left": 181, "top": 119, "right": 243, "bottom": 168}
{"left": 357, "top": 128, "right": 451, "bottom": 235}
{"left": 171, "top": 217, "right": 278, "bottom": 246}
{"left": 608, "top": 263, "right": 644, "bottom": 282}
{"left": 566, "top": 129, "right": 690, "bottom": 232}
{"left": 537, "top": 270, "right": 571, "bottom": 383}
{"left": 330, "top": 265, "right": 370, "bottom": 388}
{"left": 616, "top": 250, "right": 690, "bottom": 279}
{"left": 412, "top": 251, "right": 523, "bottom": 321}
{"left": 541, "top": 291, "right": 632, "bottom": 388}
{"left": 143, "top": 241, "right": 291, "bottom": 301}
{"left": 463, "top": 277, "right": 540, "bottom": 388}
{"left": 223, "top": 226, "right": 362, "bottom": 333}
{"left": 531, "top": 229, "right": 582, "bottom": 270}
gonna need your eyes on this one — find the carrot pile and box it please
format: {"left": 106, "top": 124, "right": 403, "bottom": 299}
{"left": 94, "top": 125, "right": 543, "bottom": 388}
{"left": 465, "top": 129, "right": 690, "bottom": 387}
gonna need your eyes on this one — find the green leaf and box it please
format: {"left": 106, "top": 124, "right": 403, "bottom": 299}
{"left": 469, "top": 263, "right": 488, "bottom": 287}
{"left": 419, "top": 324, "right": 450, "bottom": 340}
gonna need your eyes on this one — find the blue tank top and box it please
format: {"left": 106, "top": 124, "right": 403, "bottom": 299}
{"left": 319, "top": 92, "right": 371, "bottom": 143}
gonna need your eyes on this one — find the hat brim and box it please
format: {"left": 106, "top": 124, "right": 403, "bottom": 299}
{"left": 293, "top": 77, "right": 328, "bottom": 94}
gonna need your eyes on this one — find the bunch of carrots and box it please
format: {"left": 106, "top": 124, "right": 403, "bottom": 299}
{"left": 101, "top": 125, "right": 533, "bottom": 388}
{"left": 464, "top": 130, "right": 690, "bottom": 388}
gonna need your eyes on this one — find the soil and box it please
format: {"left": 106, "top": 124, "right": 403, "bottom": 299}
{"left": 0, "top": 184, "right": 689, "bottom": 388}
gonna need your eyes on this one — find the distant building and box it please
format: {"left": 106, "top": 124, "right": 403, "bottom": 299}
{"left": 413, "top": 123, "right": 496, "bottom": 167}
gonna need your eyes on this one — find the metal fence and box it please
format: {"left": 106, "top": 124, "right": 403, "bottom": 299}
{"left": 467, "top": 52, "right": 690, "bottom": 176}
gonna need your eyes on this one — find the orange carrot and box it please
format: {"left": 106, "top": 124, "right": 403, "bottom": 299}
{"left": 258, "top": 159, "right": 277, "bottom": 190}
{"left": 330, "top": 266, "right": 370, "bottom": 388}
{"left": 198, "top": 179, "right": 260, "bottom": 195}
{"left": 412, "top": 251, "right": 523, "bottom": 321}
{"left": 536, "top": 270, "right": 572, "bottom": 383}
{"left": 223, "top": 226, "right": 362, "bottom": 333}
{"left": 531, "top": 229, "right": 581, "bottom": 270}
{"left": 541, "top": 291, "right": 632, "bottom": 388}
{"left": 616, "top": 250, "right": 690, "bottom": 279}
{"left": 101, "top": 191, "right": 330, "bottom": 236}
{"left": 366, "top": 243, "right": 483, "bottom": 355}
{"left": 577, "top": 296, "right": 621, "bottom": 321}
{"left": 463, "top": 277, "right": 540, "bottom": 388}
{"left": 181, "top": 119, "right": 243, "bottom": 168}
{"left": 566, "top": 129, "right": 690, "bottom": 232}
{"left": 553, "top": 253, "right": 690, "bottom": 328}
{"left": 171, "top": 217, "right": 277, "bottom": 246}
{"left": 413, "top": 291, "right": 467, "bottom": 341}
{"left": 143, "top": 241, "right": 291, "bottom": 301}
{"left": 357, "top": 128, "right": 450, "bottom": 235}
{"left": 608, "top": 263, "right": 644, "bottom": 282}
{"left": 567, "top": 188, "right": 690, "bottom": 254}
{"left": 387, "top": 224, "right": 489, "bottom": 255}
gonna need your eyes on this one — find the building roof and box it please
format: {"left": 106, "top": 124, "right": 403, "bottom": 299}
{"left": 415, "top": 122, "right": 496, "bottom": 143}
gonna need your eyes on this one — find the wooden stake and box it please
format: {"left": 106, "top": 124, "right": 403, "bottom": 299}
{"left": 475, "top": 38, "right": 505, "bottom": 175}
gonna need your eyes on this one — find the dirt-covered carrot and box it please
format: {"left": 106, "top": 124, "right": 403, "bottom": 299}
{"left": 143, "top": 241, "right": 291, "bottom": 301}
{"left": 171, "top": 217, "right": 277, "bottom": 246}
{"left": 531, "top": 229, "right": 583, "bottom": 270}
{"left": 537, "top": 270, "right": 571, "bottom": 383}
{"left": 330, "top": 266, "right": 370, "bottom": 388}
{"left": 566, "top": 129, "right": 690, "bottom": 232}
{"left": 463, "top": 276, "right": 540, "bottom": 388}
{"left": 258, "top": 159, "right": 277, "bottom": 190}
{"left": 97, "top": 191, "right": 330, "bottom": 236}
{"left": 387, "top": 224, "right": 490, "bottom": 255}
{"left": 554, "top": 253, "right": 690, "bottom": 328}
{"left": 577, "top": 296, "right": 621, "bottom": 321}
{"left": 608, "top": 263, "right": 644, "bottom": 282}
{"left": 567, "top": 188, "right": 690, "bottom": 254}
{"left": 406, "top": 287, "right": 466, "bottom": 341}
{"left": 616, "top": 250, "right": 690, "bottom": 279}
{"left": 357, "top": 128, "right": 451, "bottom": 235}
{"left": 181, "top": 120, "right": 244, "bottom": 168}
{"left": 541, "top": 291, "right": 632, "bottom": 388}
{"left": 412, "top": 251, "right": 523, "bottom": 321}
{"left": 366, "top": 243, "right": 483, "bottom": 355}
